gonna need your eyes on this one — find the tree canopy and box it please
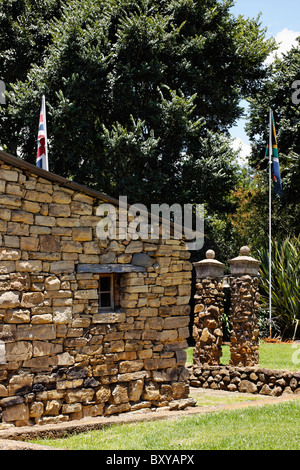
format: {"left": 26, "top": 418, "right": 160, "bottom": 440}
{"left": 0, "top": 0, "right": 275, "bottom": 215}
{"left": 245, "top": 38, "right": 300, "bottom": 241}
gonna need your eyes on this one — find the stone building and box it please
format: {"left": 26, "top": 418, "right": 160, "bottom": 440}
{"left": 0, "top": 150, "right": 194, "bottom": 427}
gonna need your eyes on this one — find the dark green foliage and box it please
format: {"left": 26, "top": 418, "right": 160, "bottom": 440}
{"left": 257, "top": 236, "right": 300, "bottom": 338}
{"left": 0, "top": 0, "right": 274, "bottom": 211}
{"left": 246, "top": 39, "right": 300, "bottom": 237}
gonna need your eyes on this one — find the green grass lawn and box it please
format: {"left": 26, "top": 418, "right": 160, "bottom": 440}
{"left": 186, "top": 341, "right": 300, "bottom": 371}
{"left": 31, "top": 401, "right": 300, "bottom": 450}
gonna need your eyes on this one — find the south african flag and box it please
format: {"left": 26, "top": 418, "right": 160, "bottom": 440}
{"left": 265, "top": 111, "right": 282, "bottom": 196}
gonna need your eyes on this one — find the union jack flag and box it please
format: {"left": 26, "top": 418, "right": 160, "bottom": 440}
{"left": 36, "top": 95, "right": 49, "bottom": 171}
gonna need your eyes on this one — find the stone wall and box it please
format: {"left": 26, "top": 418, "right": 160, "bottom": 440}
{"left": 192, "top": 278, "right": 224, "bottom": 366}
{"left": 0, "top": 154, "right": 193, "bottom": 427}
{"left": 229, "top": 275, "right": 260, "bottom": 367}
{"left": 188, "top": 365, "right": 300, "bottom": 396}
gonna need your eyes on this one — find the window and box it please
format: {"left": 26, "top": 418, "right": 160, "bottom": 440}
{"left": 98, "top": 274, "right": 120, "bottom": 312}
{"left": 99, "top": 275, "right": 114, "bottom": 311}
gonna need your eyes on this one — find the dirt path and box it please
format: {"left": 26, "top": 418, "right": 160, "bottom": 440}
{"left": 0, "top": 388, "right": 299, "bottom": 450}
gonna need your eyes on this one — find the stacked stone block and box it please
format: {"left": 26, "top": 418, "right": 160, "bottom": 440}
{"left": 0, "top": 155, "right": 194, "bottom": 428}
{"left": 189, "top": 365, "right": 300, "bottom": 397}
{"left": 193, "top": 250, "right": 224, "bottom": 366}
{"left": 229, "top": 247, "right": 260, "bottom": 367}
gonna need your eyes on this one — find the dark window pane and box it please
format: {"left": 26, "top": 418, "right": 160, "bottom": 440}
{"left": 100, "top": 276, "right": 111, "bottom": 292}
{"left": 100, "top": 292, "right": 111, "bottom": 308}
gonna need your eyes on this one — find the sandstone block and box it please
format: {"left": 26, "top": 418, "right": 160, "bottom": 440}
{"left": 17, "top": 324, "right": 56, "bottom": 341}
{"left": 99, "top": 252, "right": 116, "bottom": 264}
{"left": 95, "top": 385, "right": 111, "bottom": 403}
{"left": 125, "top": 241, "right": 143, "bottom": 253}
{"left": 74, "top": 289, "right": 98, "bottom": 300}
{"left": 128, "top": 379, "right": 144, "bottom": 402}
{"left": 83, "top": 241, "right": 100, "bottom": 255}
{"left": 49, "top": 203, "right": 71, "bottom": 217}
{"left": 8, "top": 374, "right": 34, "bottom": 395}
{"left": 7, "top": 222, "right": 29, "bottom": 236}
{"left": 56, "top": 352, "right": 75, "bottom": 366}
{"left": 44, "top": 400, "right": 61, "bottom": 416}
{"left": 0, "top": 169, "right": 18, "bottom": 182}
{"left": 110, "top": 384, "right": 129, "bottom": 405}
{"left": 45, "top": 276, "right": 61, "bottom": 291}
{"left": 238, "top": 380, "right": 257, "bottom": 394}
{"left": 4, "top": 308, "right": 30, "bottom": 324}
{"left": 0, "top": 248, "right": 21, "bottom": 261}
{"left": 119, "top": 360, "right": 144, "bottom": 374}
{"left": 25, "top": 191, "right": 52, "bottom": 204}
{"left": 117, "top": 253, "right": 132, "bottom": 264}
{"left": 104, "top": 402, "right": 130, "bottom": 416}
{"left": 5, "top": 341, "right": 32, "bottom": 362}
{"left": 70, "top": 201, "right": 92, "bottom": 215}
{"left": 33, "top": 341, "right": 62, "bottom": 357}
{"left": 0, "top": 290, "right": 20, "bottom": 308}
{"left": 20, "top": 236, "right": 39, "bottom": 251}
{"left": 22, "top": 200, "right": 41, "bottom": 213}
{"left": 50, "top": 261, "right": 75, "bottom": 273}
{"left": 0, "top": 385, "right": 8, "bottom": 397}
{"left": 39, "top": 235, "right": 60, "bottom": 253}
{"left": 163, "top": 316, "right": 189, "bottom": 329}
{"left": 52, "top": 191, "right": 72, "bottom": 204}
{"left": 0, "top": 194, "right": 21, "bottom": 208}
{"left": 21, "top": 292, "right": 44, "bottom": 307}
{"left": 142, "top": 381, "right": 160, "bottom": 401}
{"left": 0, "top": 261, "right": 15, "bottom": 274}
{"left": 35, "top": 215, "right": 56, "bottom": 227}
{"left": 72, "top": 228, "right": 92, "bottom": 241}
{"left": 53, "top": 307, "right": 72, "bottom": 324}
{"left": 61, "top": 241, "right": 82, "bottom": 253}
{"left": 65, "top": 389, "right": 94, "bottom": 404}
{"left": 2, "top": 403, "right": 29, "bottom": 422}
{"left": 11, "top": 211, "right": 34, "bottom": 225}
{"left": 30, "top": 402, "right": 44, "bottom": 418}
{"left": 15, "top": 260, "right": 42, "bottom": 272}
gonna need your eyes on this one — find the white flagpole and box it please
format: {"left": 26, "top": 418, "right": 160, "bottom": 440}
{"left": 42, "top": 94, "right": 49, "bottom": 171}
{"left": 268, "top": 109, "right": 272, "bottom": 338}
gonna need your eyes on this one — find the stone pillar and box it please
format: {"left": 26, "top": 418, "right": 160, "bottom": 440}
{"left": 193, "top": 250, "right": 225, "bottom": 366}
{"left": 228, "top": 246, "right": 261, "bottom": 367}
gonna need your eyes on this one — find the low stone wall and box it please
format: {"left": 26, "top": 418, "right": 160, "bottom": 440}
{"left": 188, "top": 365, "right": 300, "bottom": 396}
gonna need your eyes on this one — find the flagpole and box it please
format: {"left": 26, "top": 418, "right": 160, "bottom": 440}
{"left": 42, "top": 94, "right": 49, "bottom": 171}
{"left": 268, "top": 109, "right": 272, "bottom": 338}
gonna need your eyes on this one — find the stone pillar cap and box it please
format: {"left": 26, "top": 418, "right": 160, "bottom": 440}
{"left": 193, "top": 250, "right": 225, "bottom": 279}
{"left": 229, "top": 246, "right": 260, "bottom": 276}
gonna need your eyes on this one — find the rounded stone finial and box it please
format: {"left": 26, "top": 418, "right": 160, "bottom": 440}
{"left": 240, "top": 246, "right": 251, "bottom": 256}
{"left": 206, "top": 250, "right": 215, "bottom": 259}
{"left": 229, "top": 245, "right": 260, "bottom": 276}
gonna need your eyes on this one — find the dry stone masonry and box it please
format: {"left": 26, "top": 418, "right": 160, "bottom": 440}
{"left": 0, "top": 151, "right": 194, "bottom": 428}
{"left": 192, "top": 250, "right": 224, "bottom": 366}
{"left": 229, "top": 246, "right": 261, "bottom": 367}
{"left": 189, "top": 365, "right": 300, "bottom": 396}
{"left": 190, "top": 247, "right": 300, "bottom": 398}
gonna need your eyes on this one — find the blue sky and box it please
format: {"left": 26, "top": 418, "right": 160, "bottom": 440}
{"left": 229, "top": 0, "right": 300, "bottom": 163}
{"left": 231, "top": 0, "right": 300, "bottom": 37}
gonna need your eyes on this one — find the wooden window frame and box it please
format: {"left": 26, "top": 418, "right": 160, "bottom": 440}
{"left": 98, "top": 273, "right": 121, "bottom": 313}
{"left": 98, "top": 273, "right": 115, "bottom": 312}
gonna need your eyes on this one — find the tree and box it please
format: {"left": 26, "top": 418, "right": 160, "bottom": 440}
{"left": 246, "top": 39, "right": 300, "bottom": 237}
{"left": 0, "top": 0, "right": 275, "bottom": 211}
{"left": 257, "top": 236, "right": 300, "bottom": 338}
